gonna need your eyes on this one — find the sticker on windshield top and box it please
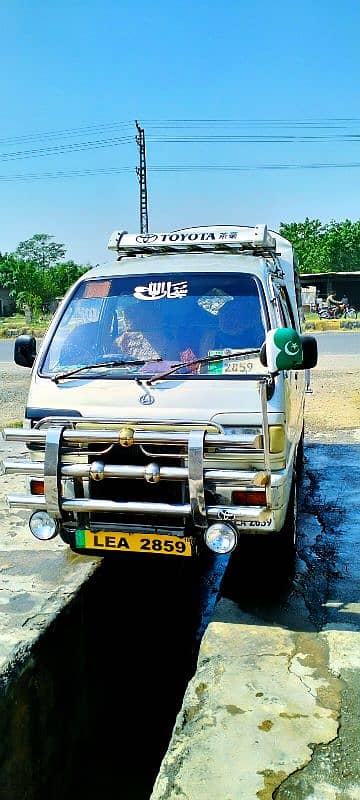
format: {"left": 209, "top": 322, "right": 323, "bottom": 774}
{"left": 207, "top": 350, "right": 258, "bottom": 375}
{"left": 133, "top": 280, "right": 188, "bottom": 300}
{"left": 83, "top": 280, "right": 111, "bottom": 298}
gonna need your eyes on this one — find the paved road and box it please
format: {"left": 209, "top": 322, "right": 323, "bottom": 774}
{"left": 314, "top": 330, "right": 360, "bottom": 355}
{"left": 0, "top": 339, "right": 42, "bottom": 362}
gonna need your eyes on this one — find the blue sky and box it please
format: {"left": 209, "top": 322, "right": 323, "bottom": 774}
{"left": 1, "top": 0, "right": 360, "bottom": 266}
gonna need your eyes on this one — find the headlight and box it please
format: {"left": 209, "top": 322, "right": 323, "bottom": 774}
{"left": 223, "top": 426, "right": 261, "bottom": 438}
{"left": 204, "top": 523, "right": 237, "bottom": 554}
{"left": 29, "top": 511, "right": 59, "bottom": 540}
{"left": 205, "top": 426, "right": 262, "bottom": 457}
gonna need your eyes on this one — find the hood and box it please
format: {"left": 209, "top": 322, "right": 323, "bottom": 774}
{"left": 26, "top": 372, "right": 285, "bottom": 426}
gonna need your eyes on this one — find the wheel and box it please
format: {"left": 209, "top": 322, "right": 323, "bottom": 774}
{"left": 319, "top": 310, "right": 331, "bottom": 319}
{"left": 295, "top": 426, "right": 304, "bottom": 476}
{"left": 275, "top": 478, "right": 297, "bottom": 560}
{"left": 253, "top": 477, "right": 298, "bottom": 575}
{"left": 344, "top": 307, "right": 357, "bottom": 319}
{"left": 221, "top": 478, "right": 298, "bottom": 602}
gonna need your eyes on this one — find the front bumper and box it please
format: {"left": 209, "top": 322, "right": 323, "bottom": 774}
{"left": 2, "top": 383, "right": 290, "bottom": 550}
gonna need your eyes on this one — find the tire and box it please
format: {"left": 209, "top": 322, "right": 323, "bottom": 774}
{"left": 221, "top": 478, "right": 298, "bottom": 602}
{"left": 295, "top": 426, "right": 305, "bottom": 476}
{"left": 275, "top": 478, "right": 297, "bottom": 560}
{"left": 319, "top": 310, "right": 331, "bottom": 319}
{"left": 344, "top": 307, "right": 357, "bottom": 319}
{"left": 253, "top": 477, "right": 298, "bottom": 577}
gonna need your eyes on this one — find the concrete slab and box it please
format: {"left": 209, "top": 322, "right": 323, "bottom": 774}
{"left": 0, "top": 439, "right": 100, "bottom": 685}
{"left": 150, "top": 436, "right": 360, "bottom": 800}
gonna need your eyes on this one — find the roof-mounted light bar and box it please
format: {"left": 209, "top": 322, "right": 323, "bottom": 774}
{"left": 107, "top": 224, "right": 277, "bottom": 256}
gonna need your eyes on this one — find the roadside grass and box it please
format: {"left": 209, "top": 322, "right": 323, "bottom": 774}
{"left": 0, "top": 314, "right": 52, "bottom": 338}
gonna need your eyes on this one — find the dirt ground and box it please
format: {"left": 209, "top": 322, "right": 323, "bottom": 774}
{"left": 0, "top": 360, "right": 359, "bottom": 433}
{"left": 305, "top": 368, "right": 360, "bottom": 434}
{"left": 0, "top": 364, "right": 32, "bottom": 428}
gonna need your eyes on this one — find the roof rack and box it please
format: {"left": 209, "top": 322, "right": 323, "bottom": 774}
{"left": 107, "top": 224, "right": 277, "bottom": 257}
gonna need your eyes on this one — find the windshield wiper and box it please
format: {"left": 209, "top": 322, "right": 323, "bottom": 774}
{"left": 52, "top": 358, "right": 163, "bottom": 384}
{"left": 146, "top": 349, "right": 260, "bottom": 385}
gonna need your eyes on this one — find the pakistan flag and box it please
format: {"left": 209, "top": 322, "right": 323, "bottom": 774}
{"left": 266, "top": 328, "right": 303, "bottom": 372}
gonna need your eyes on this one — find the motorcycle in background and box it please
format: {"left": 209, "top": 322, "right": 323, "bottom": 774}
{"left": 318, "top": 303, "right": 357, "bottom": 319}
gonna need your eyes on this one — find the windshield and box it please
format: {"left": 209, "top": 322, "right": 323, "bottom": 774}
{"left": 41, "top": 272, "right": 267, "bottom": 378}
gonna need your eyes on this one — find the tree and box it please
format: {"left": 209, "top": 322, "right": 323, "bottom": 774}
{"left": 279, "top": 218, "right": 360, "bottom": 273}
{"left": 0, "top": 251, "right": 88, "bottom": 318}
{"left": 322, "top": 219, "right": 360, "bottom": 273}
{"left": 0, "top": 254, "right": 50, "bottom": 316}
{"left": 15, "top": 234, "right": 66, "bottom": 269}
{"left": 49, "top": 261, "right": 88, "bottom": 300}
{"left": 279, "top": 218, "right": 328, "bottom": 273}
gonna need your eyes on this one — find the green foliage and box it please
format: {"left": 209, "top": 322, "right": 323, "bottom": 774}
{"left": 279, "top": 218, "right": 360, "bottom": 273}
{"left": 15, "top": 233, "right": 66, "bottom": 269}
{"left": 50, "top": 260, "right": 89, "bottom": 297}
{"left": 0, "top": 238, "right": 89, "bottom": 318}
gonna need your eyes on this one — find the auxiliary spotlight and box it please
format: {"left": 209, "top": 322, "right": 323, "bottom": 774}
{"left": 29, "top": 511, "right": 59, "bottom": 541}
{"left": 204, "top": 523, "right": 237, "bottom": 554}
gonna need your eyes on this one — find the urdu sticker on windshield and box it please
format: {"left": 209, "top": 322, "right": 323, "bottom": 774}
{"left": 133, "top": 280, "right": 188, "bottom": 300}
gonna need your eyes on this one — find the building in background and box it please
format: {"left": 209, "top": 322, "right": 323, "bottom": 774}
{"left": 0, "top": 286, "right": 14, "bottom": 316}
{"left": 299, "top": 272, "right": 360, "bottom": 310}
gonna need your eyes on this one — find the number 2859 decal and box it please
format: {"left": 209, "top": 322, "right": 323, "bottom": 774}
{"left": 236, "top": 519, "right": 272, "bottom": 528}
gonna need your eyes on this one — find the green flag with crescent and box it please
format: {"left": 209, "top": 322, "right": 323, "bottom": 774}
{"left": 266, "top": 328, "right": 303, "bottom": 372}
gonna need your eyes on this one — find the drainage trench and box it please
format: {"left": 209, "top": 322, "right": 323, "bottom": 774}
{"left": 0, "top": 552, "right": 225, "bottom": 800}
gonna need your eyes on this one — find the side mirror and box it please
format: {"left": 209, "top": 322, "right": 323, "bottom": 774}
{"left": 14, "top": 335, "right": 37, "bottom": 368}
{"left": 300, "top": 335, "right": 318, "bottom": 369}
{"left": 260, "top": 328, "right": 317, "bottom": 372}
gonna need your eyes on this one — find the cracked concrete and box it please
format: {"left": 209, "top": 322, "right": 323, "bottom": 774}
{"left": 0, "top": 439, "right": 100, "bottom": 686}
{"left": 150, "top": 600, "right": 342, "bottom": 800}
{"left": 151, "top": 411, "right": 360, "bottom": 797}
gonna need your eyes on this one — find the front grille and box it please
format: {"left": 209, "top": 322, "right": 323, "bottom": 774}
{"left": 89, "top": 443, "right": 186, "bottom": 527}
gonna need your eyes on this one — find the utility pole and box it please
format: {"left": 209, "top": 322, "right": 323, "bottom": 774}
{"left": 135, "top": 121, "right": 149, "bottom": 234}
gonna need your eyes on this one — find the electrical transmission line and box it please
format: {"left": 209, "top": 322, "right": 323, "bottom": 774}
{"left": 1, "top": 117, "right": 360, "bottom": 187}
{"left": 2, "top": 161, "right": 360, "bottom": 182}
{"left": 1, "top": 116, "right": 360, "bottom": 147}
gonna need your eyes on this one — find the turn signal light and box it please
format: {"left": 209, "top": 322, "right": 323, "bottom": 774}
{"left": 269, "top": 425, "right": 285, "bottom": 454}
{"left": 30, "top": 479, "right": 45, "bottom": 495}
{"left": 231, "top": 489, "right": 266, "bottom": 506}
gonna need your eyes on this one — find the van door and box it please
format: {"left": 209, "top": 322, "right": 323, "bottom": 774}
{"left": 274, "top": 284, "right": 305, "bottom": 453}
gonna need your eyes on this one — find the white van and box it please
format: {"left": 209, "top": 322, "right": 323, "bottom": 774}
{"left": 2, "top": 224, "right": 317, "bottom": 564}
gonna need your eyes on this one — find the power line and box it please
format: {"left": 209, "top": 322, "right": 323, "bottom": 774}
{"left": 146, "top": 134, "right": 360, "bottom": 142}
{"left": 0, "top": 167, "right": 134, "bottom": 181}
{"left": 0, "top": 121, "right": 135, "bottom": 146}
{"left": 1, "top": 161, "right": 360, "bottom": 182}
{"left": 1, "top": 117, "right": 360, "bottom": 151}
{"left": 150, "top": 162, "right": 360, "bottom": 170}
{"left": 148, "top": 161, "right": 360, "bottom": 171}
{"left": 0, "top": 135, "right": 135, "bottom": 162}
{"left": 0, "top": 131, "right": 359, "bottom": 163}
{"left": 143, "top": 117, "right": 360, "bottom": 123}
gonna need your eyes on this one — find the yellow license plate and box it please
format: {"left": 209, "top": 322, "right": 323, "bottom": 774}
{"left": 75, "top": 529, "right": 193, "bottom": 557}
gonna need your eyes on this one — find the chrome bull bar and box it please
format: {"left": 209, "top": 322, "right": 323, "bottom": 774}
{"left": 2, "top": 381, "right": 273, "bottom": 529}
